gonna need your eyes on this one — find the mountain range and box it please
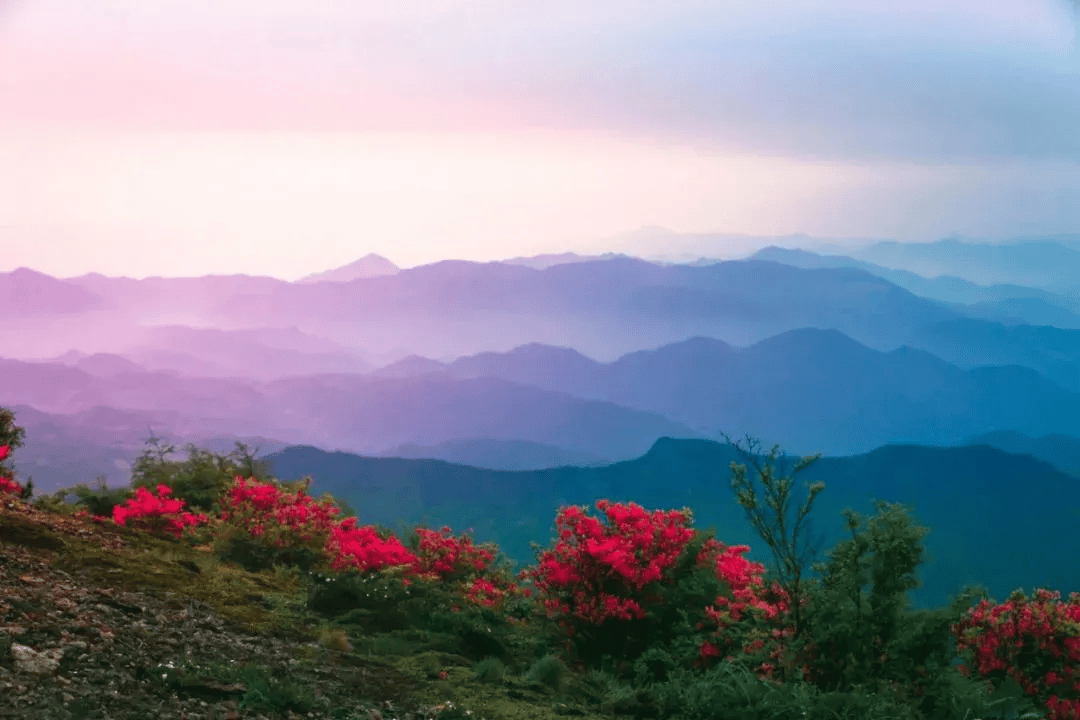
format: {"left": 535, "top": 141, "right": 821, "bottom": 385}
{"left": 5, "top": 235, "right": 1080, "bottom": 617}
{"left": 3, "top": 234, "right": 1080, "bottom": 540}
{"left": 1, "top": 256, "right": 963, "bottom": 363}
{"left": 9, "top": 321, "right": 1080, "bottom": 493}
{"left": 365, "top": 330, "right": 1080, "bottom": 455}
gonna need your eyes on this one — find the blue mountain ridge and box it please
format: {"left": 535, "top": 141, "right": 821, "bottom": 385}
{"left": 264, "top": 437, "right": 1080, "bottom": 614}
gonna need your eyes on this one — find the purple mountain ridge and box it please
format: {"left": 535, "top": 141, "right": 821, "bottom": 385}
{"left": 0, "top": 353, "right": 703, "bottom": 475}
{"left": 198, "top": 257, "right": 961, "bottom": 360}
{"left": 2, "top": 256, "right": 967, "bottom": 363}
{"left": 0, "top": 267, "right": 106, "bottom": 317}
{"left": 4, "top": 245, "right": 1080, "bottom": 478}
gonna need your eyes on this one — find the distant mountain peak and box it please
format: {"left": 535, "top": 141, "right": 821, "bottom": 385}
{"left": 7, "top": 266, "right": 52, "bottom": 279}
{"left": 295, "top": 254, "right": 399, "bottom": 284}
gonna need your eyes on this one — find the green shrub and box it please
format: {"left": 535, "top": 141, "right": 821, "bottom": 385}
{"left": 526, "top": 653, "right": 569, "bottom": 693}
{"left": 34, "top": 478, "right": 134, "bottom": 519}
{"left": 215, "top": 534, "right": 326, "bottom": 574}
{"left": 470, "top": 657, "right": 506, "bottom": 684}
{"left": 780, "top": 501, "right": 977, "bottom": 698}
{"left": 306, "top": 567, "right": 448, "bottom": 634}
{"left": 634, "top": 646, "right": 680, "bottom": 686}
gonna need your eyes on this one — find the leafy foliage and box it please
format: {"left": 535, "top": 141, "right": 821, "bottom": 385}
{"left": 724, "top": 433, "right": 826, "bottom": 641}
{"left": 62, "top": 472, "right": 135, "bottom": 518}
{"left": 129, "top": 432, "right": 277, "bottom": 514}
{"left": 0, "top": 405, "right": 26, "bottom": 453}
{"left": 0, "top": 406, "right": 28, "bottom": 497}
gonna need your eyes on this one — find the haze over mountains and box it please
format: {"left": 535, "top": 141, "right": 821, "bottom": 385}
{"left": 3, "top": 235, "right": 1080, "bottom": 478}
{"left": 5, "top": 232, "right": 1080, "bottom": 613}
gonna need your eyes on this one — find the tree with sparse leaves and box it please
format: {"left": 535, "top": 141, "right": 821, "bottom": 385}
{"left": 129, "top": 431, "right": 277, "bottom": 514}
{"left": 723, "top": 433, "right": 826, "bottom": 641}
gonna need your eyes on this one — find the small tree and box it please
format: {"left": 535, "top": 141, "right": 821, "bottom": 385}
{"left": 129, "top": 432, "right": 273, "bottom": 513}
{"left": 789, "top": 501, "right": 947, "bottom": 696}
{"left": 0, "top": 405, "right": 26, "bottom": 452}
{"left": 0, "top": 405, "right": 30, "bottom": 499}
{"left": 723, "top": 433, "right": 826, "bottom": 642}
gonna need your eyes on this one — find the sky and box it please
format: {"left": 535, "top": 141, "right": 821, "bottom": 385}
{"left": 2, "top": 0, "right": 1079, "bottom": 279}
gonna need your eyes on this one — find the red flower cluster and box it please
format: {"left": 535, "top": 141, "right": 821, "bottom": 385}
{"left": 0, "top": 445, "right": 23, "bottom": 498}
{"left": 222, "top": 476, "right": 341, "bottom": 546}
{"left": 523, "top": 498, "right": 793, "bottom": 679}
{"left": 953, "top": 588, "right": 1080, "bottom": 720}
{"left": 112, "top": 485, "right": 210, "bottom": 539}
{"left": 413, "top": 525, "right": 495, "bottom": 577}
{"left": 692, "top": 537, "right": 797, "bottom": 681}
{"left": 527, "top": 500, "right": 697, "bottom": 627}
{"left": 326, "top": 518, "right": 418, "bottom": 573}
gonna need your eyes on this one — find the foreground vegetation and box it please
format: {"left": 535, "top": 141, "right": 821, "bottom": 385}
{"left": 0, "top": 411, "right": 1067, "bottom": 719}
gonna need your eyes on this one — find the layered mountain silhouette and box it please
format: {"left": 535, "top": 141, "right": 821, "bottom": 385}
{"left": 0, "top": 268, "right": 106, "bottom": 317}
{"left": 377, "top": 329, "right": 1080, "bottom": 455}
{"left": 0, "top": 355, "right": 703, "bottom": 489}
{"left": 9, "top": 321, "right": 1080, "bottom": 480}
{"left": 263, "top": 437, "right": 1080, "bottom": 614}
{"left": 964, "top": 430, "right": 1080, "bottom": 479}
{"left": 749, "top": 245, "right": 1080, "bottom": 316}
{"left": 28, "top": 326, "right": 371, "bottom": 382}
{"left": 4, "top": 255, "right": 979, "bottom": 382}
{"left": 907, "top": 319, "right": 1080, "bottom": 392}
{"left": 5, "top": 242, "right": 1080, "bottom": 469}
{"left": 842, "top": 237, "right": 1080, "bottom": 290}
{"left": 93, "top": 257, "right": 960, "bottom": 360}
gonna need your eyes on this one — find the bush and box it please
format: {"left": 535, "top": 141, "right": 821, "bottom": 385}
{"left": 129, "top": 435, "right": 276, "bottom": 515}
{"left": 215, "top": 534, "right": 327, "bottom": 574}
{"left": 69, "top": 476, "right": 135, "bottom": 518}
{"left": 470, "top": 657, "right": 506, "bottom": 684}
{"left": 526, "top": 653, "right": 569, "bottom": 693}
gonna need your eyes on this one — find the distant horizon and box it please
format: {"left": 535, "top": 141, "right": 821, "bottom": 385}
{"left": 5, "top": 226, "right": 1079, "bottom": 282}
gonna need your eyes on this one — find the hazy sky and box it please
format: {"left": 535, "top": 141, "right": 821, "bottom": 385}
{"left": 2, "top": 0, "right": 1079, "bottom": 279}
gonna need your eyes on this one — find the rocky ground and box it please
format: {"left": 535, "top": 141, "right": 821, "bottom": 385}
{"left": 0, "top": 497, "right": 443, "bottom": 720}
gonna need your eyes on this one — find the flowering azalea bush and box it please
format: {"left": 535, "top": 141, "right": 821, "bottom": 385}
{"left": 0, "top": 445, "right": 20, "bottom": 497}
{"left": 0, "top": 444, "right": 29, "bottom": 499}
{"left": 112, "top": 484, "right": 211, "bottom": 539}
{"left": 953, "top": 588, "right": 1080, "bottom": 720}
{"left": 519, "top": 499, "right": 801, "bottom": 682}
{"left": 199, "top": 475, "right": 347, "bottom": 571}
{"left": 527, "top": 500, "right": 696, "bottom": 625}
{"left": 405, "top": 526, "right": 524, "bottom": 613}
{"left": 693, "top": 537, "right": 799, "bottom": 682}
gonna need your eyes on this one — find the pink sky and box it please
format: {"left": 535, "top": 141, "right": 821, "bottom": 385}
{"left": 2, "top": 0, "right": 1079, "bottom": 279}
